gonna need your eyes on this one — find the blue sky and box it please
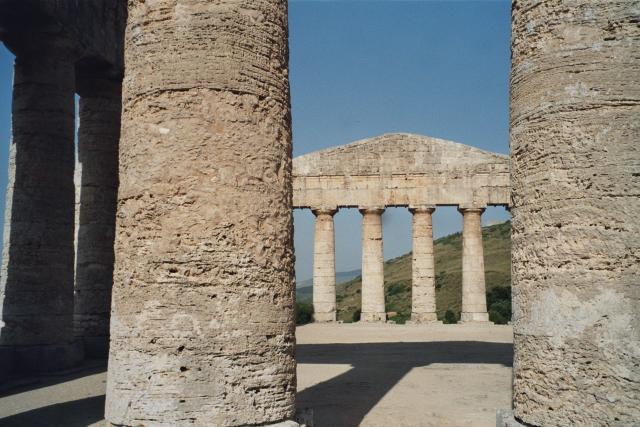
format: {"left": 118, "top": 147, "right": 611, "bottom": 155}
{"left": 0, "top": 1, "right": 512, "bottom": 282}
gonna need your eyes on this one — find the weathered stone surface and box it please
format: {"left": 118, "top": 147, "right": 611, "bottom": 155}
{"left": 359, "top": 207, "right": 386, "bottom": 323}
{"left": 312, "top": 208, "right": 337, "bottom": 322}
{"left": 510, "top": 1, "right": 640, "bottom": 425}
{"left": 74, "top": 77, "right": 121, "bottom": 358}
{"left": 495, "top": 409, "right": 525, "bottom": 427}
{"left": 459, "top": 208, "right": 490, "bottom": 324}
{"left": 293, "top": 133, "right": 509, "bottom": 209}
{"left": 0, "top": 40, "right": 81, "bottom": 373}
{"left": 105, "top": 1, "right": 296, "bottom": 426}
{"left": 409, "top": 206, "right": 439, "bottom": 323}
{"left": 0, "top": 0, "right": 125, "bottom": 79}
{"left": 295, "top": 135, "right": 508, "bottom": 326}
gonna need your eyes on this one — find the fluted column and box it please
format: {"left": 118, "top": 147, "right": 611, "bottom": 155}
{"left": 105, "top": 1, "right": 296, "bottom": 425}
{"left": 74, "top": 76, "right": 121, "bottom": 358}
{"left": 458, "top": 207, "right": 490, "bottom": 323}
{"left": 312, "top": 208, "right": 338, "bottom": 322}
{"left": 0, "top": 44, "right": 82, "bottom": 375}
{"left": 409, "top": 206, "right": 439, "bottom": 323}
{"left": 359, "top": 207, "right": 386, "bottom": 322}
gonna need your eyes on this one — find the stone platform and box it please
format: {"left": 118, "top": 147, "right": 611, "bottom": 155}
{"left": 0, "top": 324, "right": 512, "bottom": 427}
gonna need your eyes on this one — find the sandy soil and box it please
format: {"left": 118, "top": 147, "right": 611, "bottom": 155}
{"left": 0, "top": 323, "right": 512, "bottom": 427}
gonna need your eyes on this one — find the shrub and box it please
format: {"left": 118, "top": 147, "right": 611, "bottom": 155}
{"left": 387, "top": 281, "right": 407, "bottom": 296}
{"left": 296, "top": 302, "right": 314, "bottom": 325}
{"left": 487, "top": 286, "right": 511, "bottom": 324}
{"left": 488, "top": 299, "right": 511, "bottom": 324}
{"left": 393, "top": 312, "right": 410, "bottom": 325}
{"left": 489, "top": 308, "right": 507, "bottom": 325}
{"left": 487, "top": 286, "right": 511, "bottom": 308}
{"left": 352, "top": 309, "right": 361, "bottom": 322}
{"left": 443, "top": 309, "right": 458, "bottom": 324}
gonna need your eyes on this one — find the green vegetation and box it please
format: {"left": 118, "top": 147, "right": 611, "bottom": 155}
{"left": 443, "top": 309, "right": 458, "bottom": 324}
{"left": 487, "top": 285, "right": 511, "bottom": 325}
{"left": 334, "top": 221, "right": 512, "bottom": 324}
{"left": 295, "top": 302, "right": 314, "bottom": 325}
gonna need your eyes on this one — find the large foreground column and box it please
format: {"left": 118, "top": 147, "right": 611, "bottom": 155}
{"left": 410, "top": 206, "right": 439, "bottom": 323}
{"left": 105, "top": 2, "right": 297, "bottom": 425}
{"left": 458, "top": 207, "right": 490, "bottom": 323}
{"left": 312, "top": 208, "right": 337, "bottom": 322}
{"left": 508, "top": 1, "right": 639, "bottom": 425}
{"left": 74, "top": 77, "right": 121, "bottom": 358}
{"left": 359, "top": 207, "right": 386, "bottom": 322}
{"left": 0, "top": 44, "right": 81, "bottom": 375}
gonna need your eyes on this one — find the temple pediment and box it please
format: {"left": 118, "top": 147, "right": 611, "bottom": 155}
{"left": 293, "top": 133, "right": 508, "bottom": 177}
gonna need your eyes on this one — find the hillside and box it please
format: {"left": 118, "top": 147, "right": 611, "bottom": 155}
{"left": 332, "top": 221, "right": 511, "bottom": 323}
{"left": 296, "top": 268, "right": 361, "bottom": 303}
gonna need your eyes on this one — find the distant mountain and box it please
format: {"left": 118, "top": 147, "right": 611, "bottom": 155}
{"left": 296, "top": 268, "right": 361, "bottom": 303}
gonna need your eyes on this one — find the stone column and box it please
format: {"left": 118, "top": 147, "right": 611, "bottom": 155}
{"left": 74, "top": 77, "right": 121, "bottom": 358}
{"left": 507, "top": 1, "right": 640, "bottom": 425}
{"left": 105, "top": 1, "right": 297, "bottom": 426}
{"left": 458, "top": 207, "right": 489, "bottom": 323}
{"left": 359, "top": 207, "right": 386, "bottom": 322}
{"left": 409, "top": 206, "right": 439, "bottom": 323}
{"left": 0, "top": 45, "right": 82, "bottom": 375}
{"left": 312, "top": 208, "right": 338, "bottom": 322}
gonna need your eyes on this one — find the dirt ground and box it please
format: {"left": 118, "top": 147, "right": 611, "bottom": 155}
{"left": 0, "top": 323, "right": 512, "bottom": 427}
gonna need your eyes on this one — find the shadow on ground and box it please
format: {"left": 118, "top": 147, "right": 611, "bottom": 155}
{"left": 0, "top": 341, "right": 512, "bottom": 427}
{"left": 0, "top": 395, "right": 105, "bottom": 427}
{"left": 297, "top": 341, "right": 513, "bottom": 427}
{"left": 0, "top": 360, "right": 107, "bottom": 399}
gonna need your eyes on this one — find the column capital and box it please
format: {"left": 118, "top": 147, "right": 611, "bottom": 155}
{"left": 409, "top": 205, "right": 436, "bottom": 214}
{"left": 458, "top": 206, "right": 486, "bottom": 214}
{"left": 311, "top": 207, "right": 338, "bottom": 217}
{"left": 358, "top": 206, "right": 385, "bottom": 215}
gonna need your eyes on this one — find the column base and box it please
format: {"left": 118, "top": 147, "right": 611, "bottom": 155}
{"left": 496, "top": 409, "right": 528, "bottom": 427}
{"left": 0, "top": 339, "right": 84, "bottom": 379}
{"left": 410, "top": 312, "right": 441, "bottom": 324}
{"left": 360, "top": 312, "right": 387, "bottom": 322}
{"left": 460, "top": 312, "right": 493, "bottom": 324}
{"left": 312, "top": 312, "right": 336, "bottom": 323}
